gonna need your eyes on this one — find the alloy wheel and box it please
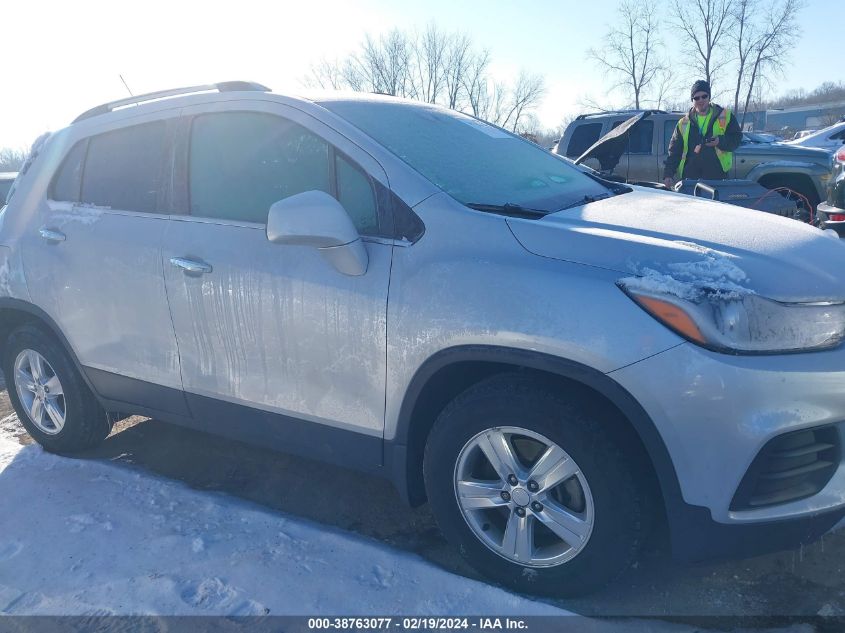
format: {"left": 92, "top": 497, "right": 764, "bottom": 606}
{"left": 454, "top": 426, "right": 594, "bottom": 568}
{"left": 13, "top": 349, "right": 66, "bottom": 435}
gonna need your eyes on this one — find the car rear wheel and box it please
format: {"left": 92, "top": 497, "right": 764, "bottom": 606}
{"left": 4, "top": 325, "right": 111, "bottom": 453}
{"left": 424, "top": 374, "right": 650, "bottom": 597}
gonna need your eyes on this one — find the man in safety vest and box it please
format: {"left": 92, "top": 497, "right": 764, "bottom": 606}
{"left": 663, "top": 80, "right": 742, "bottom": 188}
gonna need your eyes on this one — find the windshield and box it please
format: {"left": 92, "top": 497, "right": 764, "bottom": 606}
{"left": 320, "top": 100, "right": 610, "bottom": 213}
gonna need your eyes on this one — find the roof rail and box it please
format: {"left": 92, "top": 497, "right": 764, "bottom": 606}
{"left": 72, "top": 81, "right": 272, "bottom": 123}
{"left": 575, "top": 109, "right": 669, "bottom": 120}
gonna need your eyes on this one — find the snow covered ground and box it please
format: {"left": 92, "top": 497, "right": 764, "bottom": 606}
{"left": 0, "top": 413, "right": 838, "bottom": 631}
{"left": 0, "top": 425, "right": 570, "bottom": 617}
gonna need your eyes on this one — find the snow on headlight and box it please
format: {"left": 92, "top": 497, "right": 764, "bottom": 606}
{"left": 621, "top": 241, "right": 753, "bottom": 302}
{"left": 619, "top": 242, "right": 845, "bottom": 353}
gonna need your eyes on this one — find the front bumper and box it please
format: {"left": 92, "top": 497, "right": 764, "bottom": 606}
{"left": 610, "top": 342, "right": 845, "bottom": 523}
{"left": 667, "top": 499, "right": 845, "bottom": 562}
{"left": 610, "top": 342, "right": 845, "bottom": 560}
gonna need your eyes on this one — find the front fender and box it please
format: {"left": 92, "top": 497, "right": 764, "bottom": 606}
{"left": 745, "top": 161, "right": 830, "bottom": 197}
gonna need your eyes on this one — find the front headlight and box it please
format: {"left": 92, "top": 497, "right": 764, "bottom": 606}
{"left": 619, "top": 282, "right": 845, "bottom": 354}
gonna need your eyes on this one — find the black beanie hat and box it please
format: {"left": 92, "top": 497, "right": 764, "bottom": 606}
{"left": 691, "top": 80, "right": 711, "bottom": 99}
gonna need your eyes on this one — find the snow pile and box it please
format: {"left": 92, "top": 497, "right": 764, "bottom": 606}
{"left": 0, "top": 413, "right": 25, "bottom": 442}
{"left": 0, "top": 406, "right": 842, "bottom": 622}
{"left": 621, "top": 241, "right": 753, "bottom": 302}
{"left": 0, "top": 432, "right": 567, "bottom": 616}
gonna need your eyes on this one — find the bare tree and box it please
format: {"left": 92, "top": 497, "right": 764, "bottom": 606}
{"left": 517, "top": 114, "right": 542, "bottom": 143}
{"left": 670, "top": 0, "right": 734, "bottom": 90}
{"left": 476, "top": 79, "right": 510, "bottom": 127}
{"left": 767, "top": 82, "right": 845, "bottom": 109}
{"left": 462, "top": 49, "right": 492, "bottom": 118}
{"left": 0, "top": 148, "right": 27, "bottom": 172}
{"left": 410, "top": 24, "right": 449, "bottom": 103}
{"left": 576, "top": 94, "right": 618, "bottom": 113}
{"left": 810, "top": 81, "right": 845, "bottom": 104}
{"left": 442, "top": 33, "right": 473, "bottom": 109}
{"left": 536, "top": 116, "right": 577, "bottom": 150}
{"left": 501, "top": 72, "right": 546, "bottom": 133}
{"left": 588, "top": 1, "right": 666, "bottom": 109}
{"left": 301, "top": 25, "right": 547, "bottom": 132}
{"left": 730, "top": 0, "right": 756, "bottom": 114}
{"left": 651, "top": 68, "right": 679, "bottom": 110}
{"left": 736, "top": 0, "right": 804, "bottom": 126}
{"left": 344, "top": 30, "right": 413, "bottom": 96}
{"left": 335, "top": 58, "right": 366, "bottom": 93}
{"left": 304, "top": 58, "right": 346, "bottom": 90}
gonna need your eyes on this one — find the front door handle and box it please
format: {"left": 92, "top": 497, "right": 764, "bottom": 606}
{"left": 170, "top": 257, "right": 213, "bottom": 275}
{"left": 39, "top": 228, "right": 66, "bottom": 243}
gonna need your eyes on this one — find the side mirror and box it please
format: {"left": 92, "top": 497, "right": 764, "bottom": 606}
{"left": 266, "top": 190, "right": 368, "bottom": 276}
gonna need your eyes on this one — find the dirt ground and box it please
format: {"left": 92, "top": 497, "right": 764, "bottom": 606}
{"left": 2, "top": 375, "right": 844, "bottom": 623}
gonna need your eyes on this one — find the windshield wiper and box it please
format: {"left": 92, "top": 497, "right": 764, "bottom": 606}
{"left": 556, "top": 192, "right": 613, "bottom": 211}
{"left": 465, "top": 202, "right": 547, "bottom": 219}
{"left": 582, "top": 171, "right": 633, "bottom": 195}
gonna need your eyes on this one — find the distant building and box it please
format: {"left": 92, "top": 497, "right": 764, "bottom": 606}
{"left": 738, "top": 101, "right": 845, "bottom": 134}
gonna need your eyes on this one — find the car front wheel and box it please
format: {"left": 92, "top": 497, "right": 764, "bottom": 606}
{"left": 424, "top": 374, "right": 651, "bottom": 597}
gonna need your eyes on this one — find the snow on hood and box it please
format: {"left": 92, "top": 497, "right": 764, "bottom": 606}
{"left": 507, "top": 188, "right": 845, "bottom": 303}
{"left": 620, "top": 242, "right": 754, "bottom": 301}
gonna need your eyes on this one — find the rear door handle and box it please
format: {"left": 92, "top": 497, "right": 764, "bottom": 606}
{"left": 39, "top": 228, "right": 66, "bottom": 243}
{"left": 170, "top": 257, "right": 213, "bottom": 275}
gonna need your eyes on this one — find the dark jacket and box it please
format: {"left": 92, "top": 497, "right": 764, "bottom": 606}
{"left": 664, "top": 104, "right": 743, "bottom": 180}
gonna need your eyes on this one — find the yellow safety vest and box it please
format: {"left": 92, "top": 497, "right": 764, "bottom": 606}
{"left": 676, "top": 107, "right": 733, "bottom": 178}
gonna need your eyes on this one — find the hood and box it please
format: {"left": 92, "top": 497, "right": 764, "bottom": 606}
{"left": 507, "top": 188, "right": 845, "bottom": 302}
{"left": 574, "top": 112, "right": 649, "bottom": 174}
{"left": 735, "top": 142, "right": 832, "bottom": 164}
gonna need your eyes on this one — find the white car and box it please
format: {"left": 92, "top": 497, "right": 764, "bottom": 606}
{"left": 784, "top": 122, "right": 845, "bottom": 152}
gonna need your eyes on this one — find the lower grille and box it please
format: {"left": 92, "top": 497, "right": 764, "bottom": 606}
{"left": 730, "top": 426, "right": 841, "bottom": 511}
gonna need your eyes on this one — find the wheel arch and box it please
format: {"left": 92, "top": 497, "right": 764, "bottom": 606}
{"left": 749, "top": 166, "right": 824, "bottom": 203}
{"left": 0, "top": 299, "right": 100, "bottom": 399}
{"left": 388, "top": 345, "right": 683, "bottom": 522}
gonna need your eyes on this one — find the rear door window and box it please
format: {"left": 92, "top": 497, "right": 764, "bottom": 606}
{"left": 81, "top": 121, "right": 168, "bottom": 213}
{"left": 610, "top": 120, "right": 655, "bottom": 154}
{"left": 566, "top": 123, "right": 603, "bottom": 157}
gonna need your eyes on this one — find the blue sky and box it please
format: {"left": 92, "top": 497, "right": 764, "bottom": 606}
{"left": 0, "top": 0, "right": 838, "bottom": 148}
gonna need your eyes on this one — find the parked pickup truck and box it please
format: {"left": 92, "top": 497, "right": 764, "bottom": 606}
{"left": 555, "top": 110, "right": 835, "bottom": 209}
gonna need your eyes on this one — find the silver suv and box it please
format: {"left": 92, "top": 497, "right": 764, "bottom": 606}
{"left": 3, "top": 83, "right": 845, "bottom": 597}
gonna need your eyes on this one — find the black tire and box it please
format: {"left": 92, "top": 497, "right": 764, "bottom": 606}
{"left": 3, "top": 325, "right": 110, "bottom": 453}
{"left": 423, "top": 373, "right": 650, "bottom": 597}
